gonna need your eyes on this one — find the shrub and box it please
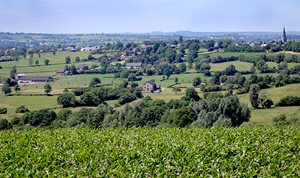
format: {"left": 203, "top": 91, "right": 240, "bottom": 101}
{"left": 277, "top": 96, "right": 300, "bottom": 107}
{"left": 0, "top": 118, "right": 12, "bottom": 130}
{"left": 0, "top": 108, "right": 8, "bottom": 114}
{"left": 118, "top": 93, "right": 137, "bottom": 105}
{"left": 15, "top": 106, "right": 30, "bottom": 113}
{"left": 272, "top": 114, "right": 289, "bottom": 126}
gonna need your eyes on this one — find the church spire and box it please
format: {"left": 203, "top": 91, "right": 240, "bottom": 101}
{"left": 282, "top": 27, "right": 287, "bottom": 43}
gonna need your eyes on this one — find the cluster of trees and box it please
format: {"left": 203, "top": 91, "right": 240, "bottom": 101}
{"left": 195, "top": 72, "right": 300, "bottom": 93}
{"left": 276, "top": 96, "right": 300, "bottom": 107}
{"left": 8, "top": 89, "right": 250, "bottom": 129}
{"left": 272, "top": 113, "right": 300, "bottom": 126}
{"left": 57, "top": 86, "right": 143, "bottom": 108}
{"left": 284, "top": 41, "right": 300, "bottom": 52}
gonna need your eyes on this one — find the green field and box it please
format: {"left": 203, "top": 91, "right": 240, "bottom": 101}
{"left": 266, "top": 62, "right": 299, "bottom": 69}
{"left": 0, "top": 95, "right": 59, "bottom": 120}
{"left": 0, "top": 51, "right": 101, "bottom": 77}
{"left": 0, "top": 127, "right": 299, "bottom": 177}
{"left": 210, "top": 61, "right": 253, "bottom": 71}
{"left": 239, "top": 83, "right": 300, "bottom": 105}
{"left": 250, "top": 106, "right": 300, "bottom": 125}
{"left": 207, "top": 51, "right": 300, "bottom": 59}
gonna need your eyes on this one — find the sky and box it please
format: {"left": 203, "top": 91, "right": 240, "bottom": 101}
{"left": 0, "top": 0, "right": 299, "bottom": 33}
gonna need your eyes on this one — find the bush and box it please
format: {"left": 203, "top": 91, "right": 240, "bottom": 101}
{"left": 0, "top": 118, "right": 12, "bottom": 130}
{"left": 19, "top": 109, "right": 57, "bottom": 127}
{"left": 277, "top": 96, "right": 300, "bottom": 107}
{"left": 272, "top": 114, "right": 289, "bottom": 126}
{"left": 0, "top": 108, "right": 7, "bottom": 114}
{"left": 192, "top": 96, "right": 250, "bottom": 127}
{"left": 118, "top": 93, "right": 137, "bottom": 105}
{"left": 15, "top": 106, "right": 30, "bottom": 113}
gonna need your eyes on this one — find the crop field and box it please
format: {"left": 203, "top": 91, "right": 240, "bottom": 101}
{"left": 0, "top": 127, "right": 299, "bottom": 177}
{"left": 210, "top": 61, "right": 253, "bottom": 71}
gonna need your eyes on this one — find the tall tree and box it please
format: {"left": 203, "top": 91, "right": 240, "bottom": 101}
{"left": 14, "top": 84, "right": 20, "bottom": 92}
{"left": 44, "top": 84, "right": 52, "bottom": 95}
{"left": 249, "top": 84, "right": 260, "bottom": 108}
{"left": 44, "top": 59, "right": 50, "bottom": 65}
{"left": 89, "top": 77, "right": 101, "bottom": 87}
{"left": 65, "top": 56, "right": 71, "bottom": 64}
{"left": 1, "top": 84, "right": 11, "bottom": 96}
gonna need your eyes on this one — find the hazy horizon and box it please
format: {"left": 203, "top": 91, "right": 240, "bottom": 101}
{"left": 1, "top": 0, "right": 299, "bottom": 33}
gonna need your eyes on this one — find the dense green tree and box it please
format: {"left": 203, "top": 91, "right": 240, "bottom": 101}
{"left": 165, "top": 48, "right": 176, "bottom": 63}
{"left": 57, "top": 92, "right": 76, "bottom": 108}
{"left": 224, "top": 64, "right": 237, "bottom": 76}
{"left": 193, "top": 77, "right": 202, "bottom": 87}
{"left": 35, "top": 60, "right": 39, "bottom": 65}
{"left": 89, "top": 77, "right": 101, "bottom": 87}
{"left": 184, "top": 87, "right": 200, "bottom": 101}
{"left": 75, "top": 56, "right": 80, "bottom": 63}
{"left": 175, "top": 77, "right": 179, "bottom": 84}
{"left": 260, "top": 95, "right": 273, "bottom": 109}
{"left": 44, "top": 59, "right": 50, "bottom": 65}
{"left": 65, "top": 56, "right": 71, "bottom": 64}
{"left": 120, "top": 70, "right": 130, "bottom": 79}
{"left": 118, "top": 93, "right": 136, "bottom": 105}
{"left": 173, "top": 107, "right": 197, "bottom": 127}
{"left": 57, "top": 109, "right": 72, "bottom": 121}
{"left": 14, "top": 84, "right": 20, "bottom": 92}
{"left": 28, "top": 109, "right": 57, "bottom": 126}
{"left": 28, "top": 58, "right": 33, "bottom": 66}
{"left": 15, "top": 105, "right": 30, "bottom": 113}
{"left": 172, "top": 87, "right": 181, "bottom": 95}
{"left": 44, "top": 84, "right": 52, "bottom": 95}
{"left": 249, "top": 84, "right": 260, "bottom": 108}
{"left": 1, "top": 84, "right": 11, "bottom": 95}
{"left": 70, "top": 65, "right": 77, "bottom": 74}
{"left": 179, "top": 63, "right": 187, "bottom": 73}
{"left": 0, "top": 118, "right": 12, "bottom": 130}
{"left": 80, "top": 92, "right": 101, "bottom": 106}
{"left": 10, "top": 66, "right": 17, "bottom": 79}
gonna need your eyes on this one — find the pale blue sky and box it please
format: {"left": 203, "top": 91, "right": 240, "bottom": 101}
{"left": 0, "top": 0, "right": 299, "bottom": 33}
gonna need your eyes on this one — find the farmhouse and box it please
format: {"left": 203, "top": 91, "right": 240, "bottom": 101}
{"left": 141, "top": 80, "right": 161, "bottom": 93}
{"left": 56, "top": 69, "right": 70, "bottom": 76}
{"left": 78, "top": 64, "right": 89, "bottom": 71}
{"left": 125, "top": 62, "right": 142, "bottom": 69}
{"left": 17, "top": 76, "right": 54, "bottom": 83}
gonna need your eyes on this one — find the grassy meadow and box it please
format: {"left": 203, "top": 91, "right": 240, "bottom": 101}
{"left": 210, "top": 61, "right": 253, "bottom": 71}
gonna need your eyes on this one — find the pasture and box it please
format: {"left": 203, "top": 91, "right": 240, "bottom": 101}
{"left": 210, "top": 61, "right": 253, "bottom": 71}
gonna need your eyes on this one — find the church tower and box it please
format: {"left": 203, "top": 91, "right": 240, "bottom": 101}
{"left": 282, "top": 27, "right": 287, "bottom": 43}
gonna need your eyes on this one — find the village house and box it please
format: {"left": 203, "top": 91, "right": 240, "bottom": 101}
{"left": 65, "top": 47, "right": 76, "bottom": 52}
{"left": 80, "top": 46, "right": 101, "bottom": 52}
{"left": 125, "top": 62, "right": 142, "bottom": 69}
{"left": 141, "top": 80, "right": 161, "bottom": 93}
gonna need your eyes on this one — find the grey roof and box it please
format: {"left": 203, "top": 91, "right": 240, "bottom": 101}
{"left": 18, "top": 76, "right": 53, "bottom": 81}
{"left": 126, "top": 62, "right": 142, "bottom": 67}
{"left": 57, "top": 70, "right": 65, "bottom": 73}
{"left": 145, "top": 80, "right": 156, "bottom": 86}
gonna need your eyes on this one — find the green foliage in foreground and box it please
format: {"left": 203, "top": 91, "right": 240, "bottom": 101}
{"left": 0, "top": 127, "right": 299, "bottom": 177}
